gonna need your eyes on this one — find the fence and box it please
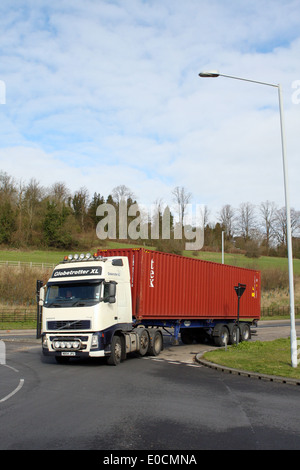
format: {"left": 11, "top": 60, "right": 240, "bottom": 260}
{"left": 0, "top": 260, "right": 55, "bottom": 269}
{"left": 0, "top": 307, "right": 36, "bottom": 323}
{"left": 261, "top": 306, "right": 300, "bottom": 317}
{"left": 0, "top": 305, "right": 299, "bottom": 325}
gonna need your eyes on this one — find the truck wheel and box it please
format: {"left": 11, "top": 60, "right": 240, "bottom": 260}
{"left": 240, "top": 323, "right": 251, "bottom": 342}
{"left": 107, "top": 335, "right": 122, "bottom": 366}
{"left": 138, "top": 329, "right": 149, "bottom": 356}
{"left": 148, "top": 330, "right": 163, "bottom": 356}
{"left": 213, "top": 326, "right": 229, "bottom": 347}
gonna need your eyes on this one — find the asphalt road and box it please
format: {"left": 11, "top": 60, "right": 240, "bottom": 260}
{"left": 0, "top": 322, "right": 300, "bottom": 451}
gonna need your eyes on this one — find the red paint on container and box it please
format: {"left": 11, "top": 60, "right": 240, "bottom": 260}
{"left": 97, "top": 248, "right": 260, "bottom": 321}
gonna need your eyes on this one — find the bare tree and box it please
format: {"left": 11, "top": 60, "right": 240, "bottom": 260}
{"left": 172, "top": 186, "right": 192, "bottom": 227}
{"left": 200, "top": 205, "right": 210, "bottom": 229}
{"left": 219, "top": 204, "right": 235, "bottom": 239}
{"left": 50, "top": 182, "right": 71, "bottom": 207}
{"left": 273, "top": 207, "right": 300, "bottom": 246}
{"left": 0, "top": 171, "right": 16, "bottom": 204}
{"left": 236, "top": 202, "right": 256, "bottom": 241}
{"left": 259, "top": 200, "right": 277, "bottom": 250}
{"left": 111, "top": 185, "right": 135, "bottom": 205}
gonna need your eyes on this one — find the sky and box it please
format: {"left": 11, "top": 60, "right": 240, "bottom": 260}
{"left": 0, "top": 0, "right": 300, "bottom": 222}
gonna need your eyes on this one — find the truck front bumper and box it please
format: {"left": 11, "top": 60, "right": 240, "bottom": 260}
{"left": 42, "top": 332, "right": 108, "bottom": 358}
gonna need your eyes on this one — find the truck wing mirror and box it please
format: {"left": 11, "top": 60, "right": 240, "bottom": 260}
{"left": 104, "top": 281, "right": 117, "bottom": 303}
{"left": 36, "top": 280, "right": 45, "bottom": 306}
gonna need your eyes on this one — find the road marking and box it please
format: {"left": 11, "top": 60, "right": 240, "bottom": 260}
{"left": 0, "top": 379, "right": 24, "bottom": 403}
{"left": 143, "top": 357, "right": 202, "bottom": 367}
{"left": 1, "top": 363, "right": 19, "bottom": 373}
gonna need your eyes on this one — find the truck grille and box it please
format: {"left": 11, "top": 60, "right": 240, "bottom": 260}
{"left": 47, "top": 320, "right": 91, "bottom": 330}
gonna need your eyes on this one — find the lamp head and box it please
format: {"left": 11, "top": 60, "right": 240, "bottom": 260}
{"left": 198, "top": 70, "right": 220, "bottom": 78}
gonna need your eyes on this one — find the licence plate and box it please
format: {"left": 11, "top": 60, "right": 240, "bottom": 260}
{"left": 61, "top": 351, "right": 76, "bottom": 356}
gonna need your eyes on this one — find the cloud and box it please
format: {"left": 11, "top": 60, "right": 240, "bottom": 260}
{"left": 0, "top": 0, "right": 299, "bottom": 220}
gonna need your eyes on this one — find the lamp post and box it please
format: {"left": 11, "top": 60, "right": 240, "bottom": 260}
{"left": 199, "top": 70, "right": 298, "bottom": 368}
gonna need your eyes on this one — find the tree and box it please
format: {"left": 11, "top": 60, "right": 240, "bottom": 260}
{"left": 111, "top": 185, "right": 135, "bottom": 205}
{"left": 110, "top": 185, "right": 137, "bottom": 240}
{"left": 171, "top": 186, "right": 192, "bottom": 236}
{"left": 273, "top": 207, "right": 300, "bottom": 248}
{"left": 236, "top": 202, "right": 256, "bottom": 241}
{"left": 23, "top": 178, "right": 44, "bottom": 243}
{"left": 0, "top": 201, "right": 16, "bottom": 244}
{"left": 259, "top": 200, "right": 277, "bottom": 251}
{"left": 219, "top": 204, "right": 235, "bottom": 239}
{"left": 72, "top": 187, "right": 89, "bottom": 231}
{"left": 0, "top": 171, "right": 16, "bottom": 204}
{"left": 50, "top": 182, "right": 71, "bottom": 208}
{"left": 88, "top": 192, "right": 105, "bottom": 228}
{"left": 42, "top": 202, "right": 72, "bottom": 248}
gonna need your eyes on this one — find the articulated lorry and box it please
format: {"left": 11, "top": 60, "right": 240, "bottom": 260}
{"left": 38, "top": 248, "right": 261, "bottom": 365}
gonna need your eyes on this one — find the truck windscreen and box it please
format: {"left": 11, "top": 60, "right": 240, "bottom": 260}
{"left": 45, "top": 281, "right": 102, "bottom": 308}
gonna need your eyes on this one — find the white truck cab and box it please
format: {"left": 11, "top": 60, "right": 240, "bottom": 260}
{"left": 39, "top": 253, "right": 162, "bottom": 365}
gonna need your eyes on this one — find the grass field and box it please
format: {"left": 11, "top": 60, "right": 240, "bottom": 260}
{"left": 203, "top": 338, "right": 300, "bottom": 380}
{"left": 0, "top": 244, "right": 299, "bottom": 272}
{"left": 183, "top": 250, "right": 300, "bottom": 275}
{"left": 0, "top": 244, "right": 299, "bottom": 310}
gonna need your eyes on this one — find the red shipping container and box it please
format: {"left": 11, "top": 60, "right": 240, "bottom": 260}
{"left": 97, "top": 248, "right": 261, "bottom": 321}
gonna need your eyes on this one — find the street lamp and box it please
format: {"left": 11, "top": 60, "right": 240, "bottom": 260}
{"left": 199, "top": 70, "right": 298, "bottom": 368}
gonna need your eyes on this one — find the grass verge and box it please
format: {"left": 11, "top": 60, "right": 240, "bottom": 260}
{"left": 0, "top": 321, "right": 37, "bottom": 330}
{"left": 203, "top": 338, "right": 300, "bottom": 380}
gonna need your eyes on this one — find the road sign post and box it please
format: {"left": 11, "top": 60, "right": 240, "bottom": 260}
{"left": 234, "top": 283, "right": 246, "bottom": 345}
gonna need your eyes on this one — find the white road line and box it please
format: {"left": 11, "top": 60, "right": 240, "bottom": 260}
{"left": 0, "top": 378, "right": 24, "bottom": 403}
{"left": 1, "top": 363, "right": 19, "bottom": 373}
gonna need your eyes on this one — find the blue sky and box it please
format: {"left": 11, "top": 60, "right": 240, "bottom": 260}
{"left": 0, "top": 0, "right": 300, "bottom": 220}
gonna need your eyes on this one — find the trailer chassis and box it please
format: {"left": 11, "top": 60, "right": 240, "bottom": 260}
{"left": 135, "top": 318, "right": 256, "bottom": 347}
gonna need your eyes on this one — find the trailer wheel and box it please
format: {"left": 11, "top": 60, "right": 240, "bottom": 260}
{"left": 229, "top": 325, "right": 238, "bottom": 344}
{"left": 213, "top": 325, "right": 229, "bottom": 347}
{"left": 107, "top": 335, "right": 122, "bottom": 366}
{"left": 240, "top": 323, "right": 251, "bottom": 342}
{"left": 148, "top": 330, "right": 163, "bottom": 356}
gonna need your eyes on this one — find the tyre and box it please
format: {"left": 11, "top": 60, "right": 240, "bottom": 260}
{"left": 148, "top": 330, "right": 163, "bottom": 356}
{"left": 138, "top": 329, "right": 150, "bottom": 356}
{"left": 229, "top": 325, "right": 238, "bottom": 344}
{"left": 240, "top": 323, "right": 251, "bottom": 342}
{"left": 213, "top": 325, "right": 229, "bottom": 347}
{"left": 107, "top": 335, "right": 122, "bottom": 366}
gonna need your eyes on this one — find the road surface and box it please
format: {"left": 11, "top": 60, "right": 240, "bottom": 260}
{"left": 0, "top": 321, "right": 300, "bottom": 451}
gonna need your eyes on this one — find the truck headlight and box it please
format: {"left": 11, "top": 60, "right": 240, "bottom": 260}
{"left": 91, "top": 334, "right": 99, "bottom": 349}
